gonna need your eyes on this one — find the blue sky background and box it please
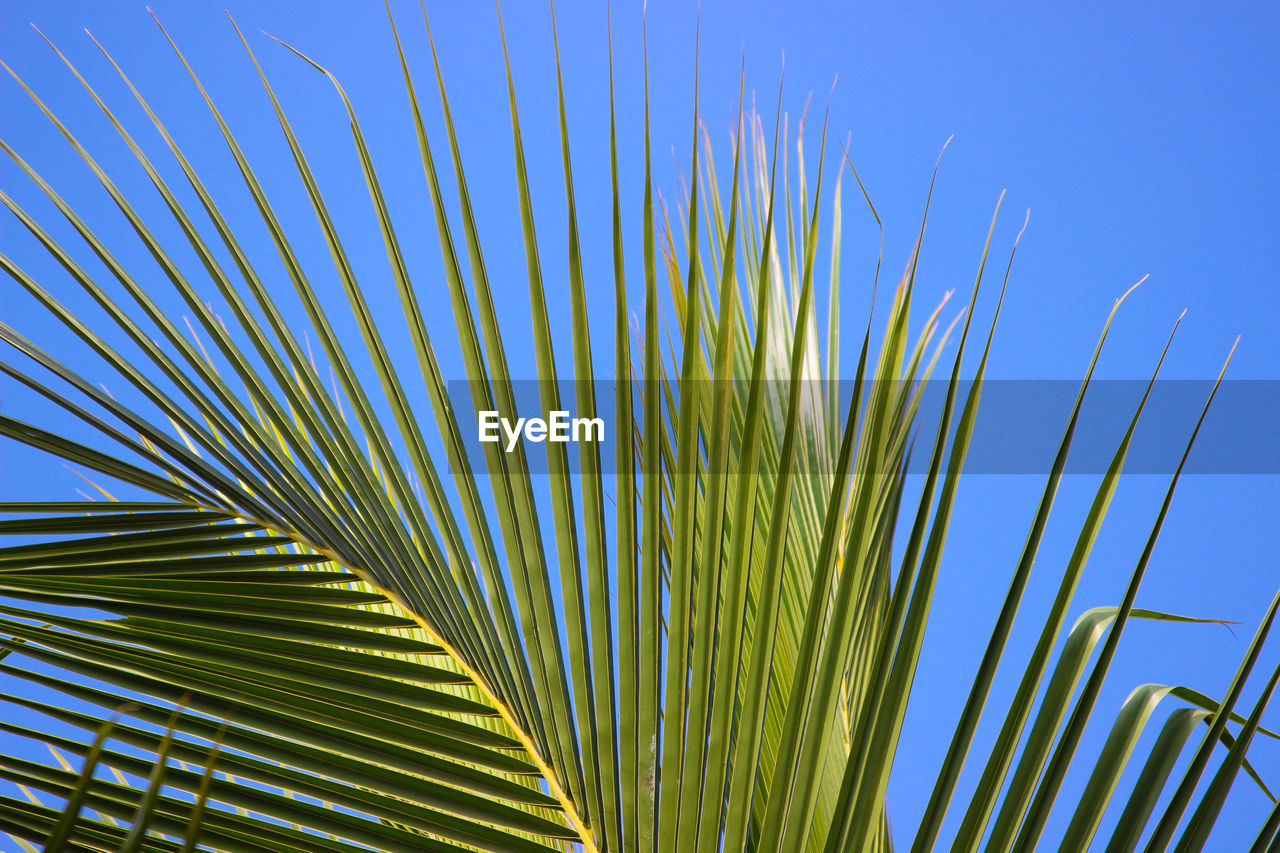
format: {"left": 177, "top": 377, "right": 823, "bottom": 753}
{"left": 1, "top": 1, "right": 1277, "bottom": 850}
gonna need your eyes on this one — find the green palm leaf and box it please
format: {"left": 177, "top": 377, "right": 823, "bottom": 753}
{"left": 0, "top": 6, "right": 1272, "bottom": 853}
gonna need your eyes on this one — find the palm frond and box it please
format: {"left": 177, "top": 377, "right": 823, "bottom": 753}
{"left": 0, "top": 6, "right": 1273, "bottom": 853}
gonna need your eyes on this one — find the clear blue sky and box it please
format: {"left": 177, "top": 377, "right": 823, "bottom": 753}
{"left": 1, "top": 1, "right": 1277, "bottom": 850}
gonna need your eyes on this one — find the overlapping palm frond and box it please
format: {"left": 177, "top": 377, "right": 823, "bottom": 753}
{"left": 0, "top": 4, "right": 1275, "bottom": 852}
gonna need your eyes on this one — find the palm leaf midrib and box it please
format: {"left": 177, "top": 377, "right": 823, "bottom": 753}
{"left": 182, "top": 498, "right": 600, "bottom": 851}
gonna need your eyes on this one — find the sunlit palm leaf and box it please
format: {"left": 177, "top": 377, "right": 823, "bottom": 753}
{"left": 0, "top": 5, "right": 1273, "bottom": 853}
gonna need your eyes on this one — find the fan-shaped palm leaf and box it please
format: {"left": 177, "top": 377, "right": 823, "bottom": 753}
{"left": 0, "top": 5, "right": 1274, "bottom": 852}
